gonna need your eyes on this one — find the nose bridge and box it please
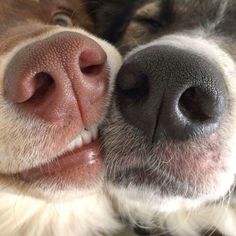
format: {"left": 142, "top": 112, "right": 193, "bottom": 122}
{"left": 159, "top": 47, "right": 220, "bottom": 101}
{"left": 25, "top": 32, "right": 85, "bottom": 76}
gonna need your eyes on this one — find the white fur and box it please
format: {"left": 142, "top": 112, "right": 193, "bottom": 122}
{"left": 0, "top": 190, "right": 122, "bottom": 236}
{"left": 159, "top": 204, "right": 236, "bottom": 236}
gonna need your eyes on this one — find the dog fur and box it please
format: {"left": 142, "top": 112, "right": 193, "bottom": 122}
{"left": 0, "top": 1, "right": 124, "bottom": 236}
{"left": 91, "top": 0, "right": 236, "bottom": 235}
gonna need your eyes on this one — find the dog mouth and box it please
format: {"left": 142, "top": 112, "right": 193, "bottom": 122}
{"left": 113, "top": 148, "right": 221, "bottom": 198}
{"left": 18, "top": 126, "right": 103, "bottom": 188}
{"left": 107, "top": 142, "right": 227, "bottom": 200}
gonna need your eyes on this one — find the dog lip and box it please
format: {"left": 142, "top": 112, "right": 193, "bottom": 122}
{"left": 19, "top": 139, "right": 103, "bottom": 185}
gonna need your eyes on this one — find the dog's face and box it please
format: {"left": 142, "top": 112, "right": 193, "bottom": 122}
{"left": 102, "top": 0, "right": 236, "bottom": 213}
{"left": 0, "top": 0, "right": 121, "bottom": 200}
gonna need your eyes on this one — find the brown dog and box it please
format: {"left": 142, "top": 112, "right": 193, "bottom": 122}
{"left": 0, "top": 1, "right": 122, "bottom": 236}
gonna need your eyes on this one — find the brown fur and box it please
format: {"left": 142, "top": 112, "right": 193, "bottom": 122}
{"left": 0, "top": 1, "right": 122, "bottom": 236}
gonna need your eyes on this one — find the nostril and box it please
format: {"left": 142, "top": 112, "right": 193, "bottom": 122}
{"left": 117, "top": 72, "right": 149, "bottom": 99}
{"left": 29, "top": 72, "right": 54, "bottom": 102}
{"left": 79, "top": 50, "right": 106, "bottom": 76}
{"left": 179, "top": 87, "right": 212, "bottom": 122}
{"left": 81, "top": 64, "right": 104, "bottom": 76}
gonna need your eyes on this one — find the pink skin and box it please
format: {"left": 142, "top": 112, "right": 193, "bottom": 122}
{"left": 20, "top": 140, "right": 103, "bottom": 188}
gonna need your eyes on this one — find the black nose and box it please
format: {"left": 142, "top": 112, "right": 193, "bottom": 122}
{"left": 116, "top": 45, "right": 228, "bottom": 142}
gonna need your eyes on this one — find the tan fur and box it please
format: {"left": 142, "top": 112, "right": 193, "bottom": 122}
{"left": 0, "top": 1, "right": 123, "bottom": 235}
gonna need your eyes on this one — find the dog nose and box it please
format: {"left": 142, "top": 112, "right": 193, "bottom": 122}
{"left": 116, "top": 45, "right": 228, "bottom": 142}
{"left": 4, "top": 32, "right": 107, "bottom": 124}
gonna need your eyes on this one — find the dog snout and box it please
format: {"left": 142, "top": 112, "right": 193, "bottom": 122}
{"left": 116, "top": 45, "right": 228, "bottom": 142}
{"left": 4, "top": 32, "right": 108, "bottom": 124}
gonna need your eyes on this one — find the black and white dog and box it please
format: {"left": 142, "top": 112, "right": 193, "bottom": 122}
{"left": 90, "top": 0, "right": 236, "bottom": 235}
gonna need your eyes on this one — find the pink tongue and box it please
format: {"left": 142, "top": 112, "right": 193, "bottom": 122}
{"left": 19, "top": 140, "right": 103, "bottom": 186}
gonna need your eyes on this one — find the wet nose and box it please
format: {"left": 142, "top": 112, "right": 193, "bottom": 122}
{"left": 4, "top": 32, "right": 108, "bottom": 125}
{"left": 116, "top": 45, "right": 228, "bottom": 142}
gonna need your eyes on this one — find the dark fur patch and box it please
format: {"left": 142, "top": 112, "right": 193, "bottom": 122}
{"left": 93, "top": 0, "right": 236, "bottom": 51}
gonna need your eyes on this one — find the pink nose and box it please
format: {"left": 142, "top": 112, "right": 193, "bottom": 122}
{"left": 4, "top": 32, "right": 108, "bottom": 125}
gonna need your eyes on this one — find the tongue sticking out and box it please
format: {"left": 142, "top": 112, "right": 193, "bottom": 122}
{"left": 19, "top": 139, "right": 103, "bottom": 188}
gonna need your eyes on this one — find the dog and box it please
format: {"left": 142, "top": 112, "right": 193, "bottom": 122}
{"left": 0, "top": 0, "right": 123, "bottom": 236}
{"left": 90, "top": 0, "right": 236, "bottom": 235}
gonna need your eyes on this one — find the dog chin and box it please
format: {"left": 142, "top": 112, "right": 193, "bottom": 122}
{"left": 105, "top": 150, "right": 236, "bottom": 220}
{"left": 108, "top": 143, "right": 236, "bottom": 201}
